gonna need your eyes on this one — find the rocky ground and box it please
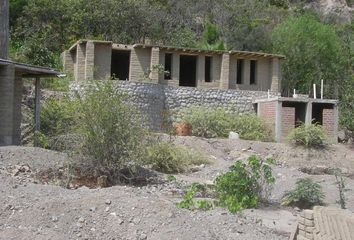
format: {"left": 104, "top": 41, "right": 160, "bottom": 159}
{"left": 0, "top": 137, "right": 353, "bottom": 240}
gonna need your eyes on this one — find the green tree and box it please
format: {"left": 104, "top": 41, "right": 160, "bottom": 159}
{"left": 271, "top": 14, "right": 345, "bottom": 97}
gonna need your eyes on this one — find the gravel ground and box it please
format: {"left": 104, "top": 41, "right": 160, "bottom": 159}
{"left": 0, "top": 137, "right": 353, "bottom": 240}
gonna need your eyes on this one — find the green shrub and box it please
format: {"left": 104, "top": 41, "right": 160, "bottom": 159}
{"left": 232, "top": 113, "right": 272, "bottom": 141}
{"left": 288, "top": 124, "right": 327, "bottom": 148}
{"left": 176, "top": 184, "right": 214, "bottom": 211}
{"left": 179, "top": 106, "right": 271, "bottom": 141}
{"left": 214, "top": 155, "right": 275, "bottom": 213}
{"left": 146, "top": 141, "right": 209, "bottom": 173}
{"left": 40, "top": 97, "right": 78, "bottom": 137}
{"left": 282, "top": 178, "right": 325, "bottom": 209}
{"left": 179, "top": 106, "right": 235, "bottom": 138}
{"left": 76, "top": 80, "right": 149, "bottom": 181}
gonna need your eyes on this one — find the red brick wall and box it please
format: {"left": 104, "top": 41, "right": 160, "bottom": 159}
{"left": 281, "top": 107, "right": 295, "bottom": 141}
{"left": 258, "top": 101, "right": 277, "bottom": 138}
{"left": 322, "top": 108, "right": 335, "bottom": 140}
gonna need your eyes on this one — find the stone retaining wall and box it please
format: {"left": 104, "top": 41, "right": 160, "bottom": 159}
{"left": 71, "top": 81, "right": 277, "bottom": 130}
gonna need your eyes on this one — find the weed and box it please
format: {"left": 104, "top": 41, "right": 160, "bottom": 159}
{"left": 282, "top": 178, "right": 325, "bottom": 209}
{"left": 288, "top": 123, "right": 327, "bottom": 148}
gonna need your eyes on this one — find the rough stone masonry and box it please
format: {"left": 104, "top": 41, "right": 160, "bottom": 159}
{"left": 71, "top": 81, "right": 277, "bottom": 131}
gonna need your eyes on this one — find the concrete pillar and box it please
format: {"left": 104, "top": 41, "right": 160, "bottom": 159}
{"left": 172, "top": 53, "right": 180, "bottom": 82}
{"left": 93, "top": 43, "right": 112, "bottom": 80}
{"left": 305, "top": 102, "right": 313, "bottom": 125}
{"left": 85, "top": 41, "right": 95, "bottom": 80}
{"left": 0, "top": 65, "right": 15, "bottom": 145}
{"left": 220, "top": 53, "right": 230, "bottom": 90}
{"left": 12, "top": 75, "right": 23, "bottom": 145}
{"left": 0, "top": 0, "right": 9, "bottom": 59}
{"left": 75, "top": 43, "right": 86, "bottom": 81}
{"left": 61, "top": 50, "right": 75, "bottom": 75}
{"left": 243, "top": 60, "right": 250, "bottom": 85}
{"left": 270, "top": 58, "right": 280, "bottom": 92}
{"left": 275, "top": 101, "right": 282, "bottom": 142}
{"left": 149, "top": 47, "right": 160, "bottom": 83}
{"left": 197, "top": 55, "right": 205, "bottom": 87}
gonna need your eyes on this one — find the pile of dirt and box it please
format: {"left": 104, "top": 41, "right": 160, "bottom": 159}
{"left": 0, "top": 137, "right": 353, "bottom": 240}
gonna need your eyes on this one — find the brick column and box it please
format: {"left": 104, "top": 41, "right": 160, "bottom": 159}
{"left": 149, "top": 47, "right": 160, "bottom": 83}
{"left": 0, "top": 65, "right": 15, "bottom": 145}
{"left": 196, "top": 55, "right": 205, "bottom": 87}
{"left": 220, "top": 53, "right": 230, "bottom": 90}
{"left": 75, "top": 43, "right": 86, "bottom": 81}
{"left": 172, "top": 53, "right": 180, "bottom": 82}
{"left": 85, "top": 41, "right": 95, "bottom": 81}
{"left": 271, "top": 58, "right": 280, "bottom": 92}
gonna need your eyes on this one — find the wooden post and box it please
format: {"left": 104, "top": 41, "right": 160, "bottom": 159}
{"left": 34, "top": 77, "right": 41, "bottom": 133}
{"left": 0, "top": 0, "right": 9, "bottom": 59}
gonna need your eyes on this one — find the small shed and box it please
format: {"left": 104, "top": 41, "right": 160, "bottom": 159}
{"left": 253, "top": 97, "right": 338, "bottom": 143}
{"left": 0, "top": 59, "right": 60, "bottom": 146}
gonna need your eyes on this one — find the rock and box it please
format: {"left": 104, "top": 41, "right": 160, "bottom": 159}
{"left": 78, "top": 217, "right": 85, "bottom": 223}
{"left": 228, "top": 131, "right": 239, "bottom": 140}
{"left": 51, "top": 216, "right": 59, "bottom": 222}
{"left": 105, "top": 207, "right": 110, "bottom": 212}
{"left": 105, "top": 199, "right": 111, "bottom": 205}
{"left": 117, "top": 219, "right": 124, "bottom": 225}
{"left": 97, "top": 175, "right": 108, "bottom": 188}
{"left": 137, "top": 233, "right": 148, "bottom": 240}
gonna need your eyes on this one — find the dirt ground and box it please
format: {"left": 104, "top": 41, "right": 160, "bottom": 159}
{"left": 0, "top": 137, "right": 353, "bottom": 240}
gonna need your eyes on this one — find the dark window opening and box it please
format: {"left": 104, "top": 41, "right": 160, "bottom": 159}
{"left": 179, "top": 55, "right": 197, "bottom": 87}
{"left": 250, "top": 60, "right": 257, "bottom": 85}
{"left": 111, "top": 50, "right": 130, "bottom": 80}
{"left": 312, "top": 103, "right": 334, "bottom": 125}
{"left": 236, "top": 59, "right": 243, "bottom": 84}
{"left": 164, "top": 53, "right": 172, "bottom": 80}
{"left": 282, "top": 102, "right": 306, "bottom": 127}
{"left": 205, "top": 56, "right": 212, "bottom": 82}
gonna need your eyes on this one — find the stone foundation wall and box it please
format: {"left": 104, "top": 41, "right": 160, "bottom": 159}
{"left": 72, "top": 81, "right": 276, "bottom": 131}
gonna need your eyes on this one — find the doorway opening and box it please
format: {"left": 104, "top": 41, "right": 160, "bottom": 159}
{"left": 179, "top": 55, "right": 197, "bottom": 87}
{"left": 312, "top": 103, "right": 334, "bottom": 125}
{"left": 111, "top": 50, "right": 130, "bottom": 80}
{"left": 282, "top": 102, "right": 307, "bottom": 127}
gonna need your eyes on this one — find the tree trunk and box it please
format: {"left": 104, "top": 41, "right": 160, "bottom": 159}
{"left": 0, "top": 0, "right": 9, "bottom": 59}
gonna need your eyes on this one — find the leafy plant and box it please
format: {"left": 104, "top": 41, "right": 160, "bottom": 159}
{"left": 146, "top": 141, "right": 209, "bottom": 174}
{"left": 214, "top": 155, "right": 275, "bottom": 213}
{"left": 176, "top": 184, "right": 214, "bottom": 211}
{"left": 288, "top": 123, "right": 327, "bottom": 148}
{"left": 282, "top": 178, "right": 325, "bottom": 209}
{"left": 335, "top": 171, "right": 347, "bottom": 209}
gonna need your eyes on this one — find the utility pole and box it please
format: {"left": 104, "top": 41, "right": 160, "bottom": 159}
{"left": 0, "top": 0, "right": 9, "bottom": 59}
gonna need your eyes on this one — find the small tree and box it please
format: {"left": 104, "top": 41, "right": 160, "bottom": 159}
{"left": 76, "top": 80, "right": 148, "bottom": 181}
{"left": 271, "top": 14, "right": 345, "bottom": 97}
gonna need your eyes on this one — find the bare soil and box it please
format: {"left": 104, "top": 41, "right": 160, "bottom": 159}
{"left": 0, "top": 137, "right": 353, "bottom": 240}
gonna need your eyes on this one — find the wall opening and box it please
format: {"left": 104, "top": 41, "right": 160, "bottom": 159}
{"left": 312, "top": 103, "right": 334, "bottom": 125}
{"left": 250, "top": 60, "right": 257, "bottom": 85}
{"left": 205, "top": 56, "right": 212, "bottom": 82}
{"left": 236, "top": 59, "right": 244, "bottom": 84}
{"left": 179, "top": 55, "right": 197, "bottom": 87}
{"left": 164, "top": 53, "right": 172, "bottom": 80}
{"left": 282, "top": 102, "right": 306, "bottom": 126}
{"left": 111, "top": 50, "right": 130, "bottom": 80}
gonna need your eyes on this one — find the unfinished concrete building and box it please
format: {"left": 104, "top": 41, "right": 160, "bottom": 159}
{"left": 254, "top": 97, "right": 338, "bottom": 142}
{"left": 62, "top": 39, "right": 284, "bottom": 92}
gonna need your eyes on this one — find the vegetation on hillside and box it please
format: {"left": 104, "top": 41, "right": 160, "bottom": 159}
{"left": 9, "top": 0, "right": 354, "bottom": 139}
